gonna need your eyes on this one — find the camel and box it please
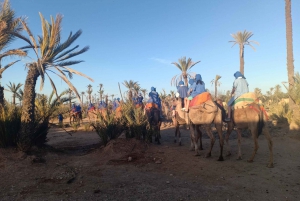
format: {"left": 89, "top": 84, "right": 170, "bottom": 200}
{"left": 69, "top": 111, "right": 82, "bottom": 125}
{"left": 145, "top": 104, "right": 162, "bottom": 144}
{"left": 173, "top": 97, "right": 224, "bottom": 161}
{"left": 225, "top": 102, "right": 274, "bottom": 168}
{"left": 172, "top": 98, "right": 203, "bottom": 148}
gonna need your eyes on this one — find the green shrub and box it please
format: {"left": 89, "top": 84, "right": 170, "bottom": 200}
{"left": 0, "top": 104, "right": 21, "bottom": 147}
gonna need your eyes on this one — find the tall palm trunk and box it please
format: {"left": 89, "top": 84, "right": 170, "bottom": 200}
{"left": 285, "top": 0, "right": 298, "bottom": 130}
{"left": 0, "top": 85, "right": 4, "bottom": 106}
{"left": 19, "top": 67, "right": 40, "bottom": 150}
{"left": 12, "top": 94, "right": 16, "bottom": 105}
{"left": 240, "top": 44, "right": 245, "bottom": 75}
{"left": 214, "top": 81, "right": 218, "bottom": 100}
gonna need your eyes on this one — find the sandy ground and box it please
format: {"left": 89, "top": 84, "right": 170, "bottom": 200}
{"left": 0, "top": 119, "right": 300, "bottom": 201}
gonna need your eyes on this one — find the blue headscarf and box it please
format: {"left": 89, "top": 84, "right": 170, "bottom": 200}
{"left": 151, "top": 86, "right": 155, "bottom": 91}
{"left": 178, "top": 81, "right": 184, "bottom": 86}
{"left": 188, "top": 79, "right": 194, "bottom": 85}
{"left": 234, "top": 71, "right": 246, "bottom": 79}
{"left": 195, "top": 74, "right": 202, "bottom": 82}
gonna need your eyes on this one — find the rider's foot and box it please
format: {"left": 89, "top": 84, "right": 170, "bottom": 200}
{"left": 181, "top": 108, "right": 186, "bottom": 111}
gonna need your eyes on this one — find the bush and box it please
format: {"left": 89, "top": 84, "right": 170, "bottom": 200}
{"left": 0, "top": 104, "right": 21, "bottom": 147}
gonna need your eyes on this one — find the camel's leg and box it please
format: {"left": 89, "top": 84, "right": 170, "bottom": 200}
{"left": 262, "top": 126, "right": 274, "bottom": 168}
{"left": 178, "top": 125, "right": 182, "bottom": 146}
{"left": 196, "top": 125, "right": 203, "bottom": 150}
{"left": 174, "top": 121, "right": 178, "bottom": 143}
{"left": 204, "top": 126, "right": 215, "bottom": 158}
{"left": 190, "top": 124, "right": 200, "bottom": 155}
{"left": 236, "top": 129, "right": 243, "bottom": 160}
{"left": 225, "top": 122, "right": 234, "bottom": 156}
{"left": 215, "top": 123, "right": 224, "bottom": 161}
{"left": 248, "top": 126, "right": 259, "bottom": 163}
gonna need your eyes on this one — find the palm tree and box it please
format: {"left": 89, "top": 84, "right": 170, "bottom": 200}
{"left": 229, "top": 30, "right": 259, "bottom": 75}
{"left": 5, "top": 82, "right": 22, "bottom": 105}
{"left": 18, "top": 13, "right": 93, "bottom": 150}
{"left": 140, "top": 88, "right": 147, "bottom": 99}
{"left": 67, "top": 88, "right": 73, "bottom": 109}
{"left": 17, "top": 88, "right": 23, "bottom": 105}
{"left": 98, "top": 83, "right": 103, "bottom": 101}
{"left": 210, "top": 75, "right": 221, "bottom": 100}
{"left": 171, "top": 57, "right": 200, "bottom": 86}
{"left": 169, "top": 90, "right": 175, "bottom": 99}
{"left": 86, "top": 84, "right": 93, "bottom": 103}
{"left": 0, "top": 0, "right": 27, "bottom": 106}
{"left": 285, "top": 0, "right": 299, "bottom": 129}
{"left": 122, "top": 80, "right": 138, "bottom": 101}
{"left": 81, "top": 91, "right": 85, "bottom": 103}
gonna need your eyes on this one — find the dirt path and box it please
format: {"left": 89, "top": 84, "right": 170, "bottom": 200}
{"left": 0, "top": 122, "right": 299, "bottom": 201}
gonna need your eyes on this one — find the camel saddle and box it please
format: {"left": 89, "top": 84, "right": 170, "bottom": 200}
{"left": 233, "top": 92, "right": 257, "bottom": 109}
{"left": 189, "top": 92, "right": 212, "bottom": 108}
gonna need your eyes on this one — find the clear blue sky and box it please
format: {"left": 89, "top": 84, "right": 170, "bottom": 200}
{"left": 2, "top": 0, "right": 300, "bottom": 102}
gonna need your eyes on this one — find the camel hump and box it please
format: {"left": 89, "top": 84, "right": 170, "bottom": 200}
{"left": 189, "top": 92, "right": 212, "bottom": 108}
{"left": 233, "top": 92, "right": 257, "bottom": 109}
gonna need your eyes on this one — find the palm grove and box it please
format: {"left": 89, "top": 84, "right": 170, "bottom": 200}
{"left": 0, "top": 0, "right": 299, "bottom": 151}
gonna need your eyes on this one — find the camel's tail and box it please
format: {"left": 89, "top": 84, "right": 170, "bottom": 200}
{"left": 257, "top": 105, "right": 265, "bottom": 137}
{"left": 214, "top": 101, "right": 226, "bottom": 122}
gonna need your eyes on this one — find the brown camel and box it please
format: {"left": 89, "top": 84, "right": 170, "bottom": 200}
{"left": 145, "top": 106, "right": 162, "bottom": 144}
{"left": 225, "top": 103, "right": 274, "bottom": 168}
{"left": 174, "top": 98, "right": 224, "bottom": 161}
{"left": 172, "top": 98, "right": 203, "bottom": 148}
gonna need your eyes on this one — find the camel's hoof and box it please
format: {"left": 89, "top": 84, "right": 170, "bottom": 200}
{"left": 205, "top": 153, "right": 211, "bottom": 158}
{"left": 267, "top": 163, "right": 274, "bottom": 168}
{"left": 217, "top": 156, "right": 224, "bottom": 161}
{"left": 236, "top": 157, "right": 242, "bottom": 160}
{"left": 247, "top": 159, "right": 254, "bottom": 163}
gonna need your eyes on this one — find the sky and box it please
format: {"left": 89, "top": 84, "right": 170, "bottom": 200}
{"left": 2, "top": 0, "right": 300, "bottom": 103}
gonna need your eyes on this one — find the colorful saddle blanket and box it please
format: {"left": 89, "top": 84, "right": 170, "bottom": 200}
{"left": 189, "top": 92, "right": 212, "bottom": 108}
{"left": 233, "top": 92, "right": 257, "bottom": 109}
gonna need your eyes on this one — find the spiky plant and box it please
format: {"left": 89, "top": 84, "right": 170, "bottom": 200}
{"left": 0, "top": 103, "right": 21, "bottom": 147}
{"left": 122, "top": 80, "right": 139, "bottom": 101}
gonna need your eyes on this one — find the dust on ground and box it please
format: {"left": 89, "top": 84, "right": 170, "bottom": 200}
{"left": 0, "top": 119, "right": 299, "bottom": 201}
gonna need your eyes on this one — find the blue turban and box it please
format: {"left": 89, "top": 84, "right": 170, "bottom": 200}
{"left": 117, "top": 98, "right": 120, "bottom": 101}
{"left": 151, "top": 87, "right": 155, "bottom": 91}
{"left": 234, "top": 71, "right": 246, "bottom": 79}
{"left": 195, "top": 74, "right": 202, "bottom": 81}
{"left": 178, "top": 81, "right": 184, "bottom": 85}
{"left": 189, "top": 79, "right": 194, "bottom": 85}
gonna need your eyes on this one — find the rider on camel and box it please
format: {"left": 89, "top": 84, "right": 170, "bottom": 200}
{"left": 177, "top": 80, "right": 188, "bottom": 108}
{"left": 224, "top": 71, "right": 249, "bottom": 122}
{"left": 183, "top": 74, "right": 206, "bottom": 112}
{"left": 148, "top": 87, "right": 163, "bottom": 118}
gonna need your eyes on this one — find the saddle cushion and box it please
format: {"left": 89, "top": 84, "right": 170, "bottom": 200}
{"left": 189, "top": 92, "right": 212, "bottom": 108}
{"left": 145, "top": 103, "right": 159, "bottom": 110}
{"left": 233, "top": 92, "right": 257, "bottom": 109}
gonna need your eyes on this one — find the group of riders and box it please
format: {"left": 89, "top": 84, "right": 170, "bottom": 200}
{"left": 174, "top": 71, "right": 249, "bottom": 122}
{"left": 67, "top": 70, "right": 248, "bottom": 122}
